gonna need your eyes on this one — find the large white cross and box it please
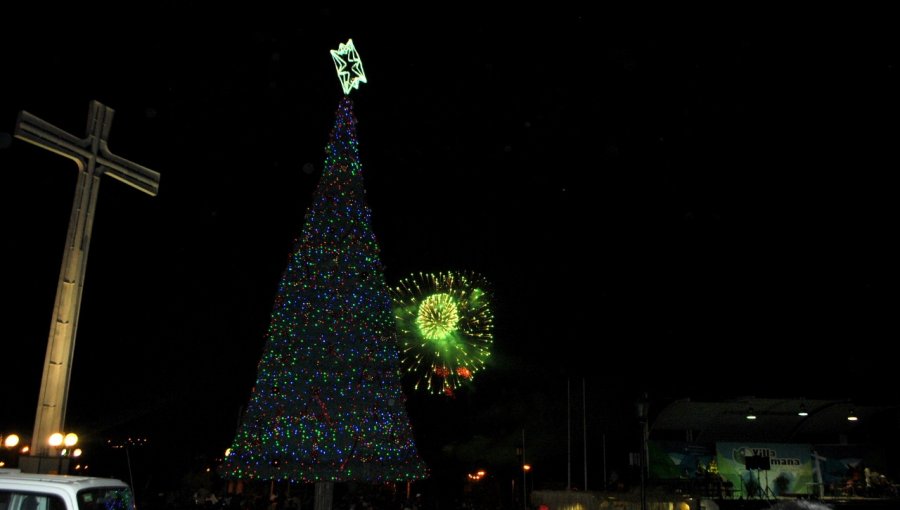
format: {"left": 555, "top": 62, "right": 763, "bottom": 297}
{"left": 14, "top": 101, "right": 160, "bottom": 469}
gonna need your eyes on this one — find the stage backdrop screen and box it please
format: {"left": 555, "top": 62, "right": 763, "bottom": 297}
{"left": 716, "top": 442, "right": 814, "bottom": 497}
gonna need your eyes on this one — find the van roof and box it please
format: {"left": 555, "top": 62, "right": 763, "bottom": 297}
{"left": 0, "top": 469, "right": 128, "bottom": 490}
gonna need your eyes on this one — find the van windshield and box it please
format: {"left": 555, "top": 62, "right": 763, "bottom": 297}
{"left": 76, "top": 487, "right": 134, "bottom": 510}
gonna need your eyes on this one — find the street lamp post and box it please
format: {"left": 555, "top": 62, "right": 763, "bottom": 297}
{"left": 522, "top": 429, "right": 527, "bottom": 510}
{"left": 523, "top": 464, "right": 532, "bottom": 510}
{"left": 636, "top": 395, "right": 649, "bottom": 510}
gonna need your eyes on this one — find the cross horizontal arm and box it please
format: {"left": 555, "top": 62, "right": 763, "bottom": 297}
{"left": 16, "top": 110, "right": 161, "bottom": 196}
{"left": 15, "top": 110, "right": 91, "bottom": 170}
{"left": 99, "top": 140, "right": 161, "bottom": 196}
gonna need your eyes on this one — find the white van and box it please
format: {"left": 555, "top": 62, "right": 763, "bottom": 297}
{"left": 0, "top": 469, "right": 134, "bottom": 510}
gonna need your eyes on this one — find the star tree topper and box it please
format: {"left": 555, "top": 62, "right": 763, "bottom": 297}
{"left": 330, "top": 38, "right": 367, "bottom": 95}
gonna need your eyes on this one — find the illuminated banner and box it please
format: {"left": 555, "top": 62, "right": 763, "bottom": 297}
{"left": 717, "top": 442, "right": 815, "bottom": 498}
{"left": 649, "top": 440, "right": 715, "bottom": 479}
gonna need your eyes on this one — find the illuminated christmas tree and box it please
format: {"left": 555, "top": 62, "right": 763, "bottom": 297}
{"left": 221, "top": 41, "right": 427, "bottom": 490}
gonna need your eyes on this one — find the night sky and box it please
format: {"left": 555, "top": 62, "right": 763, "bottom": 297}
{"left": 2, "top": 10, "right": 897, "bottom": 490}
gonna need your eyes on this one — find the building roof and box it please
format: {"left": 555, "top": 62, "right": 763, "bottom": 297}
{"left": 651, "top": 398, "right": 895, "bottom": 443}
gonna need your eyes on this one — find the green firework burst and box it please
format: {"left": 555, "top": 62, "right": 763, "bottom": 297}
{"left": 390, "top": 271, "right": 494, "bottom": 396}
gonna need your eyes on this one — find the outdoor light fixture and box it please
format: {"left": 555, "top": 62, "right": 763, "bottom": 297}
{"left": 63, "top": 433, "right": 78, "bottom": 447}
{"left": 798, "top": 403, "right": 808, "bottom": 417}
{"left": 746, "top": 407, "right": 757, "bottom": 420}
{"left": 848, "top": 409, "right": 858, "bottom": 421}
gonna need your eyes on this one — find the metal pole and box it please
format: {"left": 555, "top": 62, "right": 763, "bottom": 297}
{"left": 125, "top": 446, "right": 136, "bottom": 508}
{"left": 602, "top": 433, "right": 607, "bottom": 491}
{"left": 637, "top": 394, "right": 649, "bottom": 510}
{"left": 582, "top": 378, "right": 587, "bottom": 491}
{"left": 567, "top": 378, "right": 571, "bottom": 490}
{"left": 639, "top": 424, "right": 646, "bottom": 510}
{"left": 522, "top": 429, "right": 527, "bottom": 509}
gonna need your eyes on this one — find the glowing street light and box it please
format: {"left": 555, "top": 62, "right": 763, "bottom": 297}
{"left": 0, "top": 434, "right": 22, "bottom": 468}
{"left": 48, "top": 433, "right": 64, "bottom": 447}
{"left": 47, "top": 432, "right": 78, "bottom": 449}
{"left": 3, "top": 434, "right": 20, "bottom": 448}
